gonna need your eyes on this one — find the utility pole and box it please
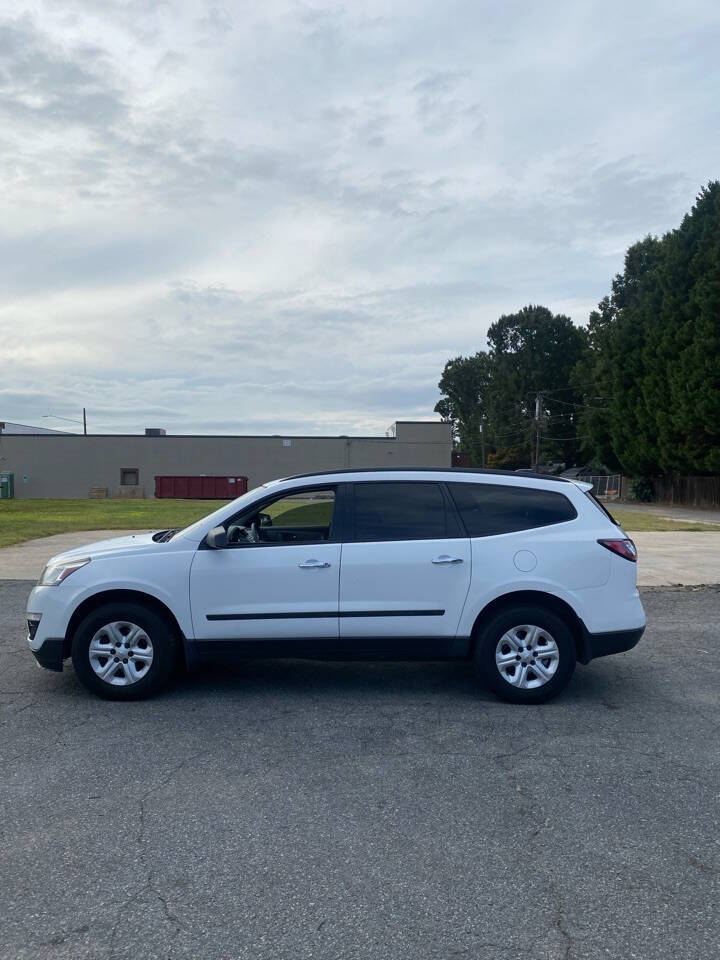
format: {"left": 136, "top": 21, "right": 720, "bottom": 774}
{"left": 479, "top": 420, "right": 486, "bottom": 468}
{"left": 82, "top": 407, "right": 87, "bottom": 436}
{"left": 533, "top": 392, "right": 542, "bottom": 471}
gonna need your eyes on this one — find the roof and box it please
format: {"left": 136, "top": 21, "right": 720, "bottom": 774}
{"left": 0, "top": 432, "right": 438, "bottom": 440}
{"left": 559, "top": 466, "right": 595, "bottom": 478}
{"left": 0, "top": 420, "right": 69, "bottom": 435}
{"left": 280, "top": 467, "right": 571, "bottom": 484}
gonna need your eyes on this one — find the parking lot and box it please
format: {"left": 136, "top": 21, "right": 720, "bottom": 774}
{"left": 1, "top": 580, "right": 718, "bottom": 960}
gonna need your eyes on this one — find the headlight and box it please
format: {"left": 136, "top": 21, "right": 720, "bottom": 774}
{"left": 39, "top": 557, "right": 91, "bottom": 586}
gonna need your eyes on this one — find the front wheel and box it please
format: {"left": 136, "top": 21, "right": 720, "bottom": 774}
{"left": 71, "top": 602, "right": 177, "bottom": 700}
{"left": 475, "top": 605, "right": 576, "bottom": 704}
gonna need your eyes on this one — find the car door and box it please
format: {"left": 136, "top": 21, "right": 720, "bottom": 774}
{"left": 189, "top": 486, "right": 342, "bottom": 642}
{"left": 338, "top": 481, "right": 472, "bottom": 649}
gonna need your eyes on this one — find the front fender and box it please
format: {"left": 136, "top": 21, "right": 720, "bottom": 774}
{"left": 65, "top": 576, "right": 193, "bottom": 637}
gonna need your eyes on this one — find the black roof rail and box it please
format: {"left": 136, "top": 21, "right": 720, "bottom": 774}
{"left": 278, "top": 467, "right": 570, "bottom": 484}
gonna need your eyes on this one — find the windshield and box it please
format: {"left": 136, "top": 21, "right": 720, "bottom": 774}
{"left": 176, "top": 484, "right": 270, "bottom": 542}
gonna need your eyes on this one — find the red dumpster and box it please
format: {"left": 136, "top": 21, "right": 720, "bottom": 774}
{"left": 154, "top": 475, "right": 248, "bottom": 499}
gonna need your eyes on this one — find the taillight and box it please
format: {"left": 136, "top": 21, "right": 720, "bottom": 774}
{"left": 597, "top": 538, "right": 637, "bottom": 562}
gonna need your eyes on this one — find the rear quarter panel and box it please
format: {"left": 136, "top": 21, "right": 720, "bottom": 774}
{"left": 457, "top": 521, "right": 613, "bottom": 637}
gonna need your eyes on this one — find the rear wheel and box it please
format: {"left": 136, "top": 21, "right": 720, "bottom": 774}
{"left": 71, "top": 602, "right": 177, "bottom": 700}
{"left": 475, "top": 604, "right": 576, "bottom": 704}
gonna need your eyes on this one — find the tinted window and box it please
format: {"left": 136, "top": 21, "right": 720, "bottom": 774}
{"left": 449, "top": 482, "right": 576, "bottom": 537}
{"left": 352, "top": 482, "right": 456, "bottom": 542}
{"left": 228, "top": 489, "right": 336, "bottom": 545}
{"left": 264, "top": 490, "right": 335, "bottom": 529}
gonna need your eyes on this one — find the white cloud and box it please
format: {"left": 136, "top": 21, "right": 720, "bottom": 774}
{"left": 0, "top": 0, "right": 718, "bottom": 433}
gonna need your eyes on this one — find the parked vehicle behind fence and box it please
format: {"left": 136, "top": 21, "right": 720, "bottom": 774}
{"left": 26, "top": 468, "right": 645, "bottom": 703}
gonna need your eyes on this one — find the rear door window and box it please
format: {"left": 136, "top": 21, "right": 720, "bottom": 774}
{"left": 351, "top": 481, "right": 460, "bottom": 542}
{"left": 448, "top": 482, "right": 577, "bottom": 537}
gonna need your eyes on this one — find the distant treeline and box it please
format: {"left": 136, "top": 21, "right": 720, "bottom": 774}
{"left": 435, "top": 182, "right": 720, "bottom": 476}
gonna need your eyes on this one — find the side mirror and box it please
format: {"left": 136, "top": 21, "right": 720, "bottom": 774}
{"left": 205, "top": 524, "right": 228, "bottom": 549}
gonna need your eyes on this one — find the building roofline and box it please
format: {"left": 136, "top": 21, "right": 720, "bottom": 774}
{"left": 279, "top": 467, "right": 570, "bottom": 483}
{"left": 0, "top": 433, "right": 449, "bottom": 441}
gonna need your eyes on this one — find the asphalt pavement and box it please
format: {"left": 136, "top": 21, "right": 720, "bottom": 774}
{"left": 1, "top": 581, "right": 718, "bottom": 960}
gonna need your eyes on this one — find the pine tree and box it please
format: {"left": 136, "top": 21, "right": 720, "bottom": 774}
{"left": 577, "top": 182, "right": 720, "bottom": 476}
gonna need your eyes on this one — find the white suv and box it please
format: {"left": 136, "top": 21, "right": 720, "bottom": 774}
{"left": 26, "top": 469, "right": 645, "bottom": 704}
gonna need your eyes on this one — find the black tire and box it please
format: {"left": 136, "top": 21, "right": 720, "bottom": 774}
{"left": 474, "top": 604, "right": 576, "bottom": 704}
{"left": 71, "top": 602, "right": 177, "bottom": 700}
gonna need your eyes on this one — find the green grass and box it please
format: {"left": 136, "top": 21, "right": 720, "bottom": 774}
{"left": 0, "top": 498, "right": 219, "bottom": 548}
{"left": 610, "top": 508, "right": 720, "bottom": 532}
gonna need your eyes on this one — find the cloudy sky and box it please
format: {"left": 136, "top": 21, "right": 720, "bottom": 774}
{"left": 1, "top": 0, "right": 718, "bottom": 435}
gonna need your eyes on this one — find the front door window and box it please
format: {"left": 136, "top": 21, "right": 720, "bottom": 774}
{"left": 227, "top": 489, "right": 336, "bottom": 545}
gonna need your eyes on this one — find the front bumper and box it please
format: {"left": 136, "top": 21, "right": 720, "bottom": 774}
{"left": 578, "top": 624, "right": 645, "bottom": 665}
{"left": 30, "top": 637, "right": 66, "bottom": 672}
{"left": 26, "top": 583, "right": 76, "bottom": 668}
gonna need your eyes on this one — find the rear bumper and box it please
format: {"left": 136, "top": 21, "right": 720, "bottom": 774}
{"left": 578, "top": 625, "right": 645, "bottom": 665}
{"left": 30, "top": 637, "right": 65, "bottom": 672}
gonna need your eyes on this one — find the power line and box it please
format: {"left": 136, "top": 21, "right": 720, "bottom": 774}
{"left": 536, "top": 386, "right": 580, "bottom": 396}
{"left": 544, "top": 396, "right": 608, "bottom": 411}
{"left": 488, "top": 427, "right": 535, "bottom": 441}
{"left": 534, "top": 381, "right": 617, "bottom": 396}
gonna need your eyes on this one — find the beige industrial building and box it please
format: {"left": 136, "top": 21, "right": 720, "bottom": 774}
{"left": 0, "top": 421, "right": 452, "bottom": 499}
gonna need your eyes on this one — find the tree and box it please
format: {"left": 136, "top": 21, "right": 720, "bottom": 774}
{"left": 661, "top": 183, "right": 720, "bottom": 472}
{"left": 434, "top": 353, "right": 492, "bottom": 465}
{"left": 435, "top": 185, "right": 720, "bottom": 478}
{"left": 576, "top": 236, "right": 665, "bottom": 474}
{"left": 577, "top": 182, "right": 720, "bottom": 475}
{"left": 571, "top": 296, "right": 622, "bottom": 470}
{"left": 486, "top": 305, "right": 588, "bottom": 467}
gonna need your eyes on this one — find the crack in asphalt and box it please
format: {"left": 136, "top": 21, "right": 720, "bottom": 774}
{"left": 0, "top": 697, "right": 40, "bottom": 724}
{"left": 490, "top": 740, "right": 585, "bottom": 959}
{"left": 38, "top": 922, "right": 91, "bottom": 949}
{"left": 108, "top": 758, "right": 203, "bottom": 959}
{"left": 550, "top": 883, "right": 575, "bottom": 960}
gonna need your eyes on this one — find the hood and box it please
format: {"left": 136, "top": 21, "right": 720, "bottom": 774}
{"left": 47, "top": 531, "right": 161, "bottom": 566}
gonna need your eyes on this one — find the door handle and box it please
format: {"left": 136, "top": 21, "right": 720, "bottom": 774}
{"left": 298, "top": 559, "right": 331, "bottom": 569}
{"left": 431, "top": 555, "right": 463, "bottom": 564}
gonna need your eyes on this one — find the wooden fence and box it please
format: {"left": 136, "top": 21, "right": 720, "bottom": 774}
{"left": 649, "top": 475, "right": 720, "bottom": 508}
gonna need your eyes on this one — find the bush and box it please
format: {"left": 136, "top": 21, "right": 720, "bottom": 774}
{"left": 631, "top": 477, "right": 655, "bottom": 502}
{"left": 487, "top": 445, "right": 530, "bottom": 471}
